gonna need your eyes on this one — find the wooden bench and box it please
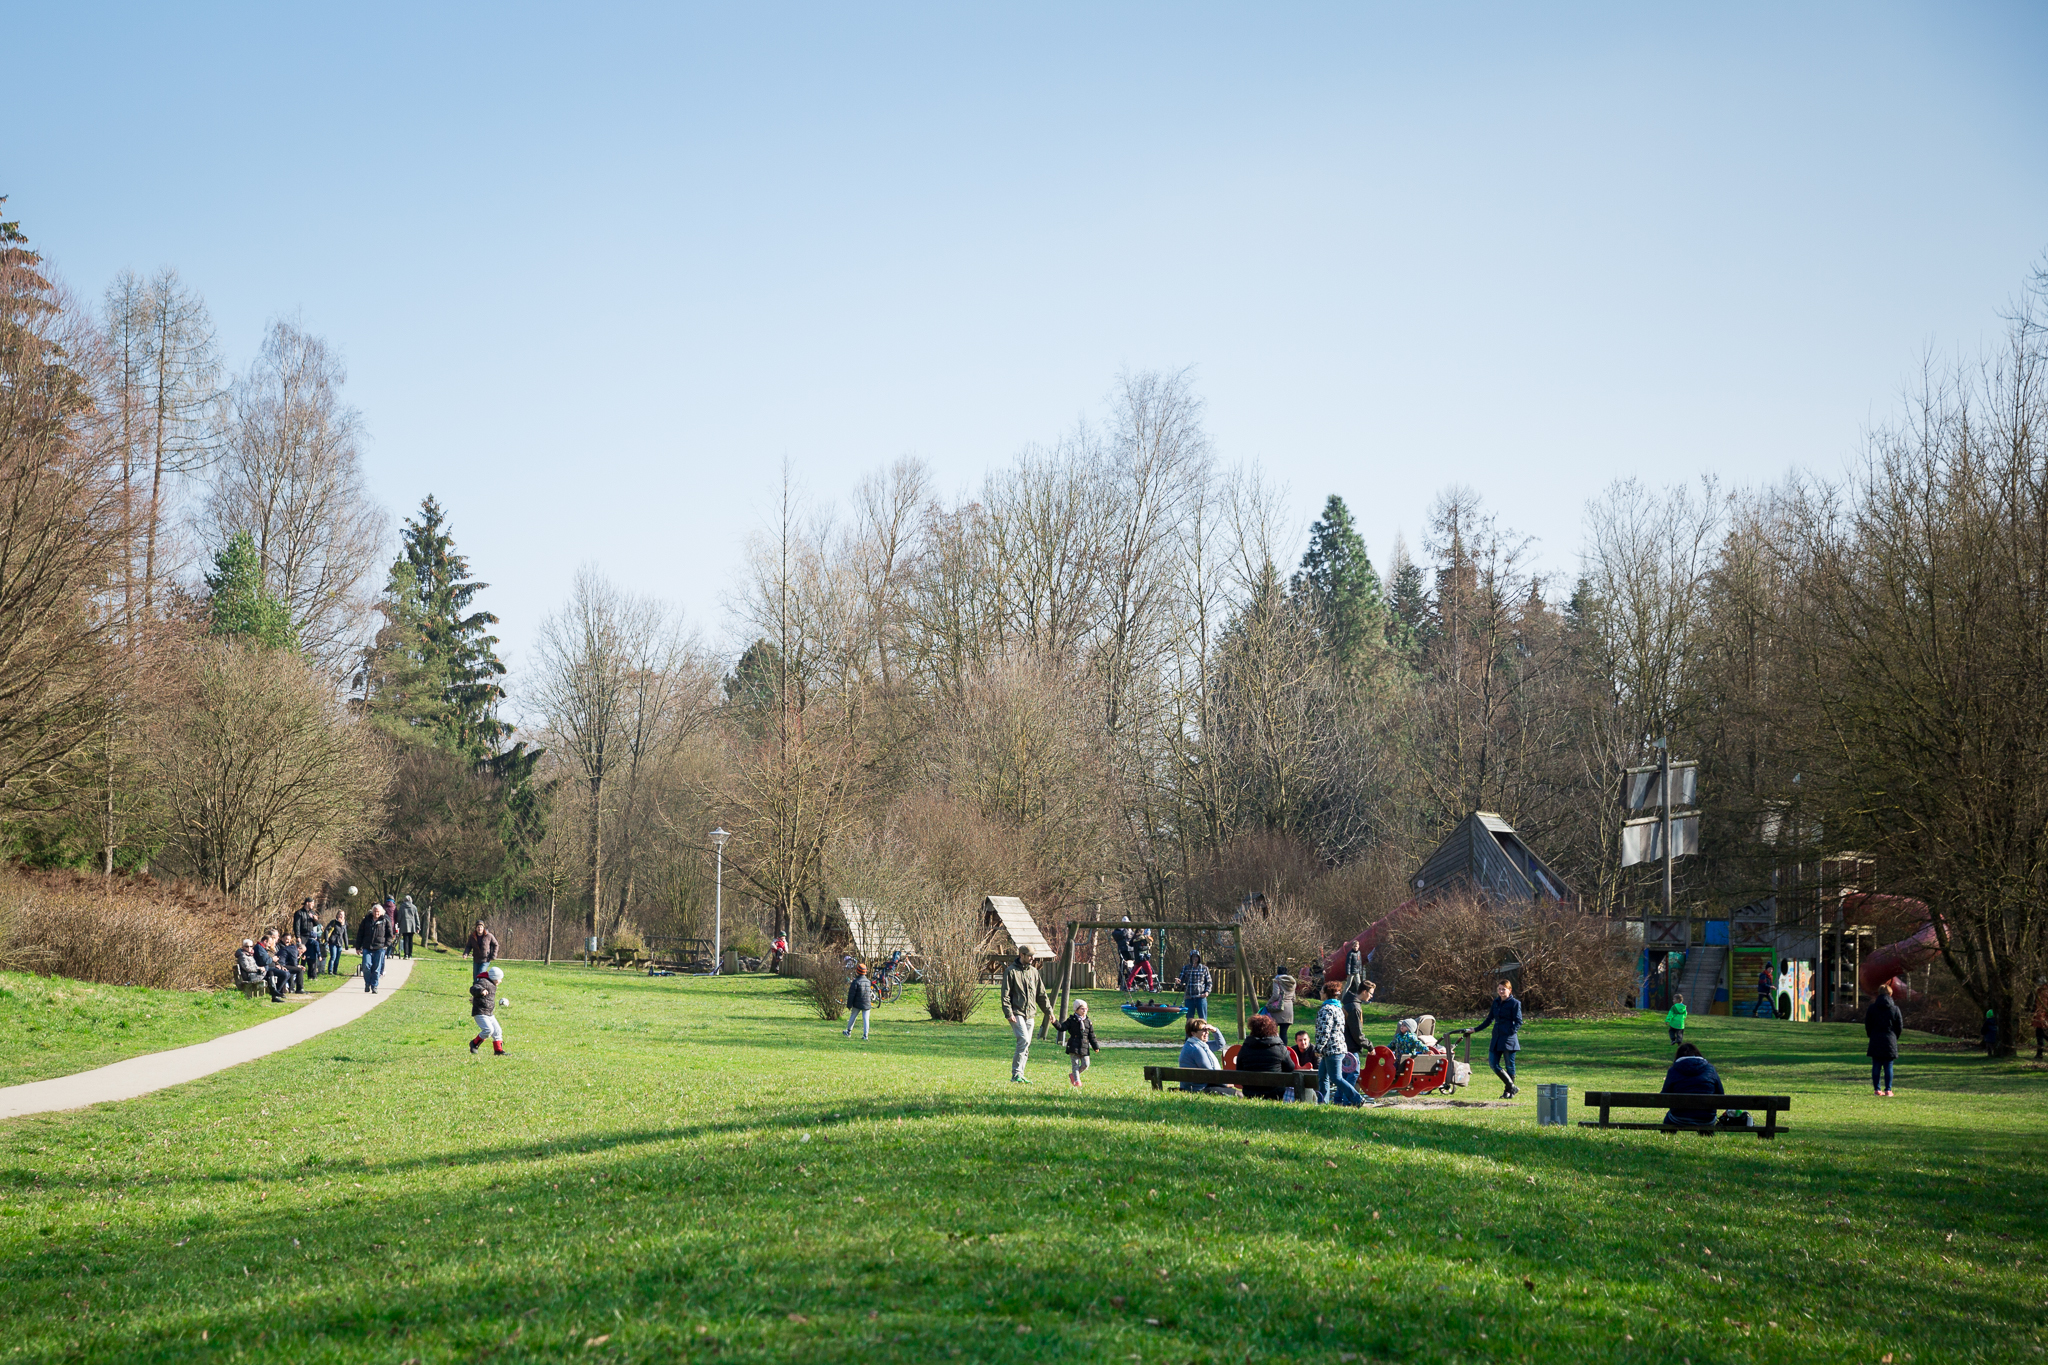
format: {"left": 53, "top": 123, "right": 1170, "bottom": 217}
{"left": 1580, "top": 1091, "right": 1791, "bottom": 1138}
{"left": 232, "top": 976, "right": 268, "bottom": 999}
{"left": 1143, "top": 1066, "right": 1317, "bottom": 1097}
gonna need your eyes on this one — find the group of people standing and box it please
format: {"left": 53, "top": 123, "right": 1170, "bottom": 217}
{"left": 232, "top": 893, "right": 427, "bottom": 1001}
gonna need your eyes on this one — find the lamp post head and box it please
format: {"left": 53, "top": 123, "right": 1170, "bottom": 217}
{"left": 711, "top": 827, "right": 730, "bottom": 851}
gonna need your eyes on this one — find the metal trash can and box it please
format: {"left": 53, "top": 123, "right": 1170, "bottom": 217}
{"left": 1536, "top": 1083, "right": 1569, "bottom": 1126}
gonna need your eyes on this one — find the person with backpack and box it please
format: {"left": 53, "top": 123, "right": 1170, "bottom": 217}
{"left": 843, "top": 963, "right": 875, "bottom": 1040}
{"left": 1665, "top": 992, "right": 1689, "bottom": 1047}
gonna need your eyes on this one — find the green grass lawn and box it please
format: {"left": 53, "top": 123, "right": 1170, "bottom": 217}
{"left": 0, "top": 957, "right": 2042, "bottom": 1363}
{"left": 0, "top": 960, "right": 364, "bottom": 1086}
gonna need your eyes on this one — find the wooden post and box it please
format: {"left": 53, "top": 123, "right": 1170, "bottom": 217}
{"left": 1232, "top": 924, "right": 1250, "bottom": 1042}
{"left": 1040, "top": 927, "right": 1076, "bottom": 1039}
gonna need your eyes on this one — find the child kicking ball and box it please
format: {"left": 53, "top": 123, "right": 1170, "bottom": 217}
{"left": 470, "top": 964, "right": 506, "bottom": 1055}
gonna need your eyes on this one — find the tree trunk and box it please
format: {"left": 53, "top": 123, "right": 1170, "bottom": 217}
{"left": 584, "top": 773, "right": 603, "bottom": 938}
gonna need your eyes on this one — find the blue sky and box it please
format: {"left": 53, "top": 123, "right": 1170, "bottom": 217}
{"left": 8, "top": 3, "right": 2045, "bottom": 699}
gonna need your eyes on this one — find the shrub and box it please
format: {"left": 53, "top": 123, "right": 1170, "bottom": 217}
{"left": 1376, "top": 891, "right": 1633, "bottom": 1016}
{"left": 909, "top": 895, "right": 987, "bottom": 1023}
{"left": 797, "top": 952, "right": 847, "bottom": 1021}
{"left": 0, "top": 867, "right": 257, "bottom": 989}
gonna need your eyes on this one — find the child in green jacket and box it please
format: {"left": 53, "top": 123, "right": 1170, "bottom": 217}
{"left": 1665, "top": 994, "right": 1688, "bottom": 1046}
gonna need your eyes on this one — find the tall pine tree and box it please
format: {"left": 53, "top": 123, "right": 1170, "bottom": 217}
{"left": 363, "top": 497, "right": 511, "bottom": 759}
{"left": 1290, "top": 494, "right": 1389, "bottom": 669}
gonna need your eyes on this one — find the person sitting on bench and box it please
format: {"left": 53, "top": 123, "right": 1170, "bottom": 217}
{"left": 1661, "top": 1042, "right": 1725, "bottom": 1126}
{"left": 234, "top": 940, "right": 264, "bottom": 989}
{"left": 1177, "top": 1017, "right": 1231, "bottom": 1093}
{"left": 1236, "top": 1015, "right": 1297, "bottom": 1100}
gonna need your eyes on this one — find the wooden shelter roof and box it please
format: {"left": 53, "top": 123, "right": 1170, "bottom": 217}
{"left": 1410, "top": 811, "right": 1573, "bottom": 906}
{"left": 981, "top": 895, "right": 1055, "bottom": 960}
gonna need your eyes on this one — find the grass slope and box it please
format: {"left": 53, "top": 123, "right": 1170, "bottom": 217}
{"left": 0, "top": 958, "right": 2041, "bottom": 1364}
{"left": 0, "top": 964, "right": 353, "bottom": 1086}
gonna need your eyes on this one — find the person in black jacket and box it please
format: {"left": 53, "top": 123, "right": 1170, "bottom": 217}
{"left": 292, "top": 899, "right": 322, "bottom": 955}
{"left": 253, "top": 931, "right": 289, "bottom": 1002}
{"left": 1234, "top": 1015, "right": 1298, "bottom": 1100}
{"left": 354, "top": 904, "right": 396, "bottom": 993}
{"left": 1341, "top": 978, "right": 1375, "bottom": 1057}
{"left": 1471, "top": 978, "right": 1524, "bottom": 1099}
{"left": 278, "top": 936, "right": 306, "bottom": 994}
{"left": 469, "top": 965, "right": 503, "bottom": 1055}
{"left": 1865, "top": 983, "right": 1903, "bottom": 1096}
{"left": 843, "top": 963, "right": 875, "bottom": 1040}
{"left": 1054, "top": 999, "right": 1099, "bottom": 1089}
{"left": 1660, "top": 1042, "right": 1725, "bottom": 1126}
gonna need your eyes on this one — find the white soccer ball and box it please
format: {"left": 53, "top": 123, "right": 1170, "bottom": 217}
{"left": 346, "top": 886, "right": 358, "bottom": 897}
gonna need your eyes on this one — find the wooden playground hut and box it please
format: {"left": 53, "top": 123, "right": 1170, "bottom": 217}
{"left": 829, "top": 898, "right": 914, "bottom": 963}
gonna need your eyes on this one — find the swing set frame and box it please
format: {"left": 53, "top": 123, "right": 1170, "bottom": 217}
{"left": 1036, "top": 920, "right": 1251, "bottom": 1042}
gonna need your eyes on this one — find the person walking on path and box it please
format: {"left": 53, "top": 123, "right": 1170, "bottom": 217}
{"left": 1312, "top": 983, "right": 1364, "bottom": 1107}
{"left": 469, "top": 964, "right": 505, "bottom": 1055}
{"left": 843, "top": 964, "right": 875, "bottom": 1040}
{"left": 1000, "top": 946, "right": 1052, "bottom": 1082}
{"left": 1177, "top": 952, "right": 1213, "bottom": 1021}
{"left": 1757, "top": 966, "right": 1774, "bottom": 1016}
{"left": 1665, "top": 993, "right": 1689, "bottom": 1047}
{"left": 1054, "top": 998, "right": 1099, "bottom": 1088}
{"left": 1865, "top": 982, "right": 1903, "bottom": 1095}
{"left": 1264, "top": 967, "right": 1296, "bottom": 1036}
{"left": 354, "top": 903, "right": 396, "bottom": 993}
{"left": 324, "top": 911, "right": 347, "bottom": 976}
{"left": 1472, "top": 978, "right": 1524, "bottom": 1099}
{"left": 467, "top": 921, "right": 499, "bottom": 976}
{"left": 396, "top": 896, "right": 421, "bottom": 959}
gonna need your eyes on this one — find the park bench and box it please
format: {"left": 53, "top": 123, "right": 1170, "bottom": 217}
{"left": 231, "top": 976, "right": 267, "bottom": 999}
{"left": 1580, "top": 1091, "right": 1791, "bottom": 1139}
{"left": 1142, "top": 1066, "right": 1317, "bottom": 1098}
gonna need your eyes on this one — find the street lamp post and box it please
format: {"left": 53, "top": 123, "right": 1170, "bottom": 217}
{"left": 710, "top": 828, "right": 730, "bottom": 974}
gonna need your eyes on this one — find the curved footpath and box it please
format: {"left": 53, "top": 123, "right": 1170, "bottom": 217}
{"left": 0, "top": 957, "right": 415, "bottom": 1120}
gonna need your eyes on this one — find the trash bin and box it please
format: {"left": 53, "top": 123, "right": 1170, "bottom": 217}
{"left": 1536, "top": 1083, "right": 1569, "bottom": 1126}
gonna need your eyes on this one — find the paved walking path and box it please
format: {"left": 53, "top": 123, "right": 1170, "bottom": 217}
{"left": 0, "top": 957, "right": 416, "bottom": 1120}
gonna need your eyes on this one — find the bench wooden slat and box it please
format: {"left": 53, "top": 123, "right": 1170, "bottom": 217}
{"left": 1580, "top": 1090, "right": 1792, "bottom": 1139}
{"left": 1143, "top": 1066, "right": 1314, "bottom": 1092}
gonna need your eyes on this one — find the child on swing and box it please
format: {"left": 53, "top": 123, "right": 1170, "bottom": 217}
{"left": 1054, "top": 998, "right": 1099, "bottom": 1088}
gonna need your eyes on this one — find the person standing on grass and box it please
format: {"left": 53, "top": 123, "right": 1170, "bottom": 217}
{"left": 467, "top": 920, "right": 499, "bottom": 976}
{"left": 769, "top": 934, "right": 788, "bottom": 974}
{"left": 355, "top": 902, "right": 395, "bottom": 993}
{"left": 1665, "top": 992, "right": 1688, "bottom": 1047}
{"left": 396, "top": 895, "right": 421, "bottom": 959}
{"left": 1001, "top": 946, "right": 1052, "bottom": 1083}
{"left": 293, "top": 897, "right": 321, "bottom": 951}
{"left": 843, "top": 963, "right": 874, "bottom": 1041}
{"left": 1312, "top": 983, "right": 1364, "bottom": 1107}
{"left": 470, "top": 964, "right": 505, "bottom": 1055}
{"left": 1342, "top": 976, "right": 1374, "bottom": 1058}
{"left": 1054, "top": 998, "right": 1098, "bottom": 1089}
{"left": 1264, "top": 967, "right": 1296, "bottom": 1037}
{"left": 2031, "top": 978, "right": 2048, "bottom": 1060}
{"left": 1471, "top": 978, "right": 1523, "bottom": 1099}
{"left": 1865, "top": 982, "right": 1903, "bottom": 1096}
{"left": 1178, "top": 951, "right": 1213, "bottom": 1021}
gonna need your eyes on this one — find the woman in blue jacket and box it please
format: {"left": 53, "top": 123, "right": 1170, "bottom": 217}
{"left": 1472, "top": 978, "right": 1523, "bottom": 1099}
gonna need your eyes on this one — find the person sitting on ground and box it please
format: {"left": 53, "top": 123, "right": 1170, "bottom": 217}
{"left": 1054, "top": 998, "right": 1099, "bottom": 1089}
{"left": 1660, "top": 1042, "right": 1725, "bottom": 1126}
{"left": 1177, "top": 1018, "right": 1231, "bottom": 1093}
{"left": 1235, "top": 1014, "right": 1298, "bottom": 1100}
{"left": 1391, "top": 1018, "right": 1432, "bottom": 1061}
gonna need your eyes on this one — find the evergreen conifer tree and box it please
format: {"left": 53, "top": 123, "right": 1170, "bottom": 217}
{"left": 1291, "top": 494, "right": 1388, "bottom": 668}
{"left": 205, "top": 531, "right": 297, "bottom": 649}
{"left": 363, "top": 497, "right": 511, "bottom": 759}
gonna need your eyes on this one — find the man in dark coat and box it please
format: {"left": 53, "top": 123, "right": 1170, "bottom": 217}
{"left": 396, "top": 896, "right": 422, "bottom": 959}
{"left": 467, "top": 921, "right": 499, "bottom": 977}
{"left": 1865, "top": 982, "right": 1903, "bottom": 1096}
{"left": 1341, "top": 977, "right": 1375, "bottom": 1057}
{"left": 1472, "top": 978, "right": 1524, "bottom": 1099}
{"left": 253, "top": 932, "right": 289, "bottom": 1002}
{"left": 354, "top": 904, "right": 396, "bottom": 994}
{"left": 1660, "top": 1042, "right": 1725, "bottom": 1126}
{"left": 293, "top": 898, "right": 322, "bottom": 950}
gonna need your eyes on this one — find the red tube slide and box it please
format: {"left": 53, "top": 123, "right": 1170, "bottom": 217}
{"left": 1323, "top": 899, "right": 1418, "bottom": 984}
{"left": 1848, "top": 893, "right": 1940, "bottom": 1004}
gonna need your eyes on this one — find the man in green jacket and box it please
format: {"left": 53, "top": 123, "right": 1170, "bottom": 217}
{"left": 1665, "top": 993, "right": 1689, "bottom": 1046}
{"left": 1001, "top": 946, "right": 1052, "bottom": 1083}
